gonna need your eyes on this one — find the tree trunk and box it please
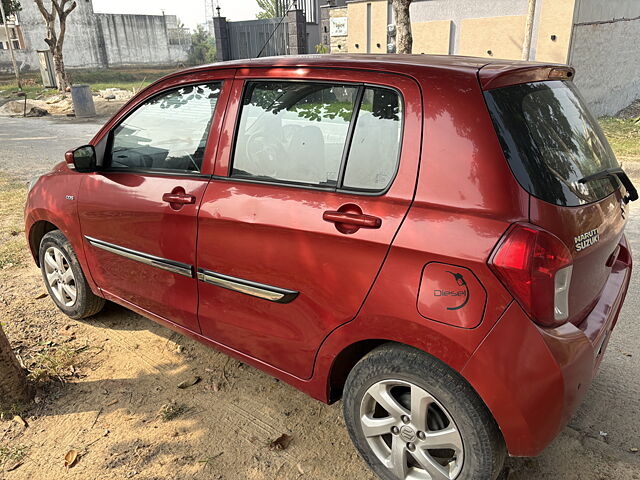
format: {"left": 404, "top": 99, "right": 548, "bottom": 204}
{"left": 34, "top": 0, "right": 77, "bottom": 92}
{"left": 393, "top": 0, "right": 413, "bottom": 54}
{"left": 0, "top": 324, "right": 32, "bottom": 407}
{"left": 53, "top": 45, "right": 69, "bottom": 91}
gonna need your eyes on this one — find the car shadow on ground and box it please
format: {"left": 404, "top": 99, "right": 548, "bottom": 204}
{"left": 73, "top": 301, "right": 640, "bottom": 480}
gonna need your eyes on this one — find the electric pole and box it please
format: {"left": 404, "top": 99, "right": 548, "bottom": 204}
{"left": 522, "top": 0, "right": 536, "bottom": 61}
{"left": 0, "top": 0, "right": 21, "bottom": 89}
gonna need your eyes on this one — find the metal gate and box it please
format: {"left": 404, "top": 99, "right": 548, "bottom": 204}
{"left": 227, "top": 18, "right": 289, "bottom": 60}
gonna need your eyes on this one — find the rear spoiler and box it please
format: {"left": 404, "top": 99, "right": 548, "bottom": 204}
{"left": 479, "top": 64, "right": 575, "bottom": 91}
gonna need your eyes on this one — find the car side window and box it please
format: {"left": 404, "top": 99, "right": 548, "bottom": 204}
{"left": 109, "top": 83, "right": 221, "bottom": 173}
{"left": 232, "top": 81, "right": 359, "bottom": 186}
{"left": 342, "top": 87, "right": 402, "bottom": 191}
{"left": 231, "top": 81, "right": 403, "bottom": 193}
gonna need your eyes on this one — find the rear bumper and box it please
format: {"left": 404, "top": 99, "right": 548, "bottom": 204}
{"left": 462, "top": 236, "right": 632, "bottom": 457}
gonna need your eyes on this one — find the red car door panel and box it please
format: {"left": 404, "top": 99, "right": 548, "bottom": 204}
{"left": 196, "top": 69, "right": 422, "bottom": 379}
{"left": 79, "top": 173, "right": 209, "bottom": 332}
{"left": 78, "top": 75, "right": 233, "bottom": 333}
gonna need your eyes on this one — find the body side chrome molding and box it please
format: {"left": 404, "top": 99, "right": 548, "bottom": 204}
{"left": 85, "top": 236, "right": 193, "bottom": 278}
{"left": 196, "top": 268, "right": 298, "bottom": 304}
{"left": 84, "top": 236, "right": 298, "bottom": 303}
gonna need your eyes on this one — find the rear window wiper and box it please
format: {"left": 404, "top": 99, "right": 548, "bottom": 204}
{"left": 579, "top": 167, "right": 638, "bottom": 203}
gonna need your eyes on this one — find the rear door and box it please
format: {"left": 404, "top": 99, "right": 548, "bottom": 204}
{"left": 484, "top": 80, "right": 633, "bottom": 325}
{"left": 196, "top": 68, "right": 422, "bottom": 379}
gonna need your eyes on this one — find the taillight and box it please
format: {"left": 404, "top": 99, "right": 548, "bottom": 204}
{"left": 489, "top": 223, "right": 573, "bottom": 328}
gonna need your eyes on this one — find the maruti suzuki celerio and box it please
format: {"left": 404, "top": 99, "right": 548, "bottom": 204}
{"left": 24, "top": 55, "right": 635, "bottom": 480}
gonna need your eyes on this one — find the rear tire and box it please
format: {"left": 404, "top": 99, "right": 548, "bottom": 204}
{"left": 343, "top": 343, "right": 506, "bottom": 480}
{"left": 39, "top": 230, "right": 105, "bottom": 319}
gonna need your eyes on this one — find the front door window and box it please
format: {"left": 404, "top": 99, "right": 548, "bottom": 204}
{"left": 110, "top": 83, "right": 222, "bottom": 173}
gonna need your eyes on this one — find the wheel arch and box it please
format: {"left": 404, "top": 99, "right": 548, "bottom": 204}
{"left": 327, "top": 339, "right": 390, "bottom": 403}
{"left": 325, "top": 338, "right": 505, "bottom": 444}
{"left": 28, "top": 220, "right": 59, "bottom": 266}
{"left": 326, "top": 339, "right": 490, "bottom": 407}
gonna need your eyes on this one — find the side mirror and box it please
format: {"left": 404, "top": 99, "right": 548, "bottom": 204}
{"left": 65, "top": 145, "right": 96, "bottom": 173}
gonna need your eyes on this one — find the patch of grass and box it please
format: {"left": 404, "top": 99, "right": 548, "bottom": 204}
{"left": 0, "top": 177, "right": 28, "bottom": 268}
{"left": 158, "top": 401, "right": 189, "bottom": 422}
{"left": 599, "top": 117, "right": 640, "bottom": 160}
{"left": 27, "top": 344, "right": 85, "bottom": 384}
{"left": 0, "top": 403, "right": 29, "bottom": 421}
{"left": 0, "top": 67, "right": 177, "bottom": 98}
{"left": 0, "top": 444, "right": 29, "bottom": 469}
{"left": 0, "top": 238, "right": 24, "bottom": 269}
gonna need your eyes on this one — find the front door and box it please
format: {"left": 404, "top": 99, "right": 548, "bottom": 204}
{"left": 79, "top": 78, "right": 229, "bottom": 332}
{"left": 196, "top": 68, "right": 421, "bottom": 378}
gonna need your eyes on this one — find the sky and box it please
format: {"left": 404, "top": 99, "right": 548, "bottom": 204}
{"left": 92, "top": 0, "right": 260, "bottom": 30}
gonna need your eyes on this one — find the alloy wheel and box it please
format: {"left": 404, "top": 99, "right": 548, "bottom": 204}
{"left": 359, "top": 379, "right": 464, "bottom": 480}
{"left": 43, "top": 246, "right": 77, "bottom": 307}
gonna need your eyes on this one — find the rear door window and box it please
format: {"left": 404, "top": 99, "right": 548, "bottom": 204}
{"left": 232, "top": 81, "right": 403, "bottom": 192}
{"left": 342, "top": 87, "right": 402, "bottom": 192}
{"left": 233, "top": 82, "right": 358, "bottom": 186}
{"left": 484, "top": 81, "right": 618, "bottom": 206}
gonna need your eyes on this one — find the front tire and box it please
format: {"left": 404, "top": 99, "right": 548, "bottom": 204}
{"left": 39, "top": 230, "right": 105, "bottom": 319}
{"left": 343, "top": 344, "right": 506, "bottom": 480}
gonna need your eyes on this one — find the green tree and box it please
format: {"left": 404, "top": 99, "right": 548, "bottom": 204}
{"left": 0, "top": 0, "right": 20, "bottom": 23}
{"left": 187, "top": 25, "right": 216, "bottom": 66}
{"left": 256, "top": 0, "right": 277, "bottom": 19}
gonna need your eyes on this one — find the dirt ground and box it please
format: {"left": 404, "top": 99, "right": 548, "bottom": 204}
{"left": 0, "top": 90, "right": 131, "bottom": 118}
{"left": 0, "top": 261, "right": 368, "bottom": 480}
{"left": 0, "top": 117, "right": 639, "bottom": 479}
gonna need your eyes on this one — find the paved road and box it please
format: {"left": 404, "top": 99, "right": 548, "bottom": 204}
{"left": 1, "top": 116, "right": 639, "bottom": 478}
{"left": 0, "top": 115, "right": 106, "bottom": 180}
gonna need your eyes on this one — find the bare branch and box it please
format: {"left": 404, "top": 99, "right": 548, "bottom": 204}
{"left": 33, "top": 0, "right": 53, "bottom": 22}
{"left": 52, "top": 0, "right": 76, "bottom": 19}
{"left": 63, "top": 1, "right": 77, "bottom": 17}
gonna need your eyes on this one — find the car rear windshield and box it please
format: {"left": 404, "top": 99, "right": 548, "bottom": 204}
{"left": 484, "top": 81, "right": 619, "bottom": 206}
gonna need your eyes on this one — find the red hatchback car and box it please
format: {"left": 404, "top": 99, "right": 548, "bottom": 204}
{"left": 25, "top": 55, "right": 634, "bottom": 480}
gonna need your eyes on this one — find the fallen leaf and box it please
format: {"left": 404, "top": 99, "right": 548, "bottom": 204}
{"left": 6, "top": 462, "right": 23, "bottom": 472}
{"left": 177, "top": 376, "right": 201, "bottom": 389}
{"left": 269, "top": 433, "right": 292, "bottom": 451}
{"left": 13, "top": 415, "right": 28, "bottom": 428}
{"left": 623, "top": 352, "right": 632, "bottom": 357}
{"left": 64, "top": 449, "right": 79, "bottom": 468}
{"left": 106, "top": 399, "right": 119, "bottom": 407}
{"left": 34, "top": 292, "right": 48, "bottom": 300}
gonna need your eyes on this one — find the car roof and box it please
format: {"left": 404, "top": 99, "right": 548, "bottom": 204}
{"left": 159, "top": 54, "right": 572, "bottom": 92}
{"left": 179, "top": 54, "right": 560, "bottom": 76}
